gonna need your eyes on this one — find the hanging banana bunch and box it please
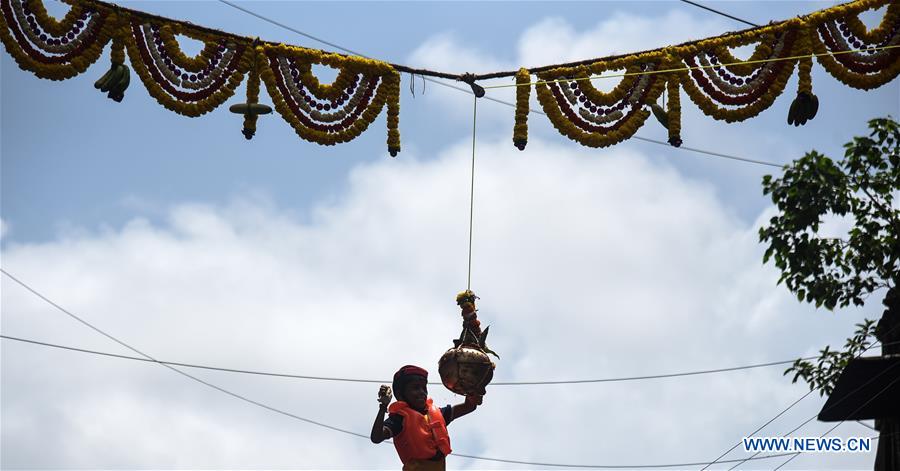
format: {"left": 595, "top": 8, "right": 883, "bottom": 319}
{"left": 787, "top": 26, "right": 819, "bottom": 126}
{"left": 93, "top": 35, "right": 129, "bottom": 102}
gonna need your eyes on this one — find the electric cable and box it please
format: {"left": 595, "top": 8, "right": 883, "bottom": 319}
{"left": 772, "top": 373, "right": 900, "bottom": 470}
{"left": 0, "top": 268, "right": 819, "bottom": 469}
{"left": 704, "top": 323, "right": 899, "bottom": 470}
{"left": 678, "top": 0, "right": 759, "bottom": 28}
{"left": 0, "top": 333, "right": 831, "bottom": 386}
{"left": 767, "top": 360, "right": 900, "bottom": 470}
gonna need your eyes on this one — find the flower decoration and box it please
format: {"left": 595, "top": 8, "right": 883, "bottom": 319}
{"left": 0, "top": 0, "right": 111, "bottom": 80}
{"left": 259, "top": 42, "right": 401, "bottom": 152}
{"left": 513, "top": 68, "right": 530, "bottom": 150}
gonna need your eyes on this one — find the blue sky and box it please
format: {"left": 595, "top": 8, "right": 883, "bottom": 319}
{"left": 2, "top": 1, "right": 899, "bottom": 469}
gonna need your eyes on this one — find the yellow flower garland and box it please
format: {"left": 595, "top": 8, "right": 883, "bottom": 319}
{"left": 535, "top": 65, "right": 664, "bottom": 148}
{"left": 0, "top": 4, "right": 112, "bottom": 81}
{"left": 796, "top": 28, "right": 813, "bottom": 94}
{"left": 711, "top": 39, "right": 774, "bottom": 77}
{"left": 157, "top": 23, "right": 216, "bottom": 73}
{"left": 574, "top": 64, "right": 642, "bottom": 106}
{"left": 242, "top": 45, "right": 263, "bottom": 137}
{"left": 513, "top": 68, "right": 530, "bottom": 150}
{"left": 26, "top": 0, "right": 83, "bottom": 37}
{"left": 665, "top": 74, "right": 682, "bottom": 147}
{"left": 257, "top": 42, "right": 400, "bottom": 150}
{"left": 121, "top": 11, "right": 251, "bottom": 117}
{"left": 844, "top": 2, "right": 899, "bottom": 44}
{"left": 3, "top": 0, "right": 897, "bottom": 153}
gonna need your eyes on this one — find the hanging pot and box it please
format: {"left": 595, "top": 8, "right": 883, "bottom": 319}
{"left": 438, "top": 290, "right": 498, "bottom": 396}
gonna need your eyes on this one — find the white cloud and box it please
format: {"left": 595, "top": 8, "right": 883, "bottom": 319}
{"left": 1, "top": 136, "right": 875, "bottom": 469}
{"left": 517, "top": 11, "right": 729, "bottom": 68}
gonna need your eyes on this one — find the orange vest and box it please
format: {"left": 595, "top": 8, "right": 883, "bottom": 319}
{"left": 388, "top": 398, "right": 452, "bottom": 463}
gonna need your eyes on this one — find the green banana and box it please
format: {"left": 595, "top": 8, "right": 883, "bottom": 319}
{"left": 808, "top": 94, "right": 819, "bottom": 120}
{"left": 108, "top": 66, "right": 130, "bottom": 102}
{"left": 94, "top": 68, "right": 114, "bottom": 89}
{"left": 101, "top": 65, "right": 124, "bottom": 93}
{"left": 787, "top": 97, "right": 799, "bottom": 126}
{"left": 650, "top": 103, "right": 669, "bottom": 129}
{"left": 788, "top": 91, "right": 819, "bottom": 127}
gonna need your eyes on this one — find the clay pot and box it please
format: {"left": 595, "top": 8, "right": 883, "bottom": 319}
{"left": 438, "top": 345, "right": 495, "bottom": 396}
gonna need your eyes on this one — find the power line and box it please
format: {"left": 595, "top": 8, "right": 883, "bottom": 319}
{"left": 678, "top": 0, "right": 759, "bottom": 28}
{"left": 0, "top": 333, "right": 822, "bottom": 385}
{"left": 703, "top": 326, "right": 898, "bottom": 470}
{"left": 0, "top": 268, "right": 817, "bottom": 469}
{"left": 773, "top": 372, "right": 900, "bottom": 470}
{"left": 213, "top": 0, "right": 784, "bottom": 168}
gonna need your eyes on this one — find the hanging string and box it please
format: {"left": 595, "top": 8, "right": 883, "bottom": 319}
{"left": 467, "top": 96, "right": 478, "bottom": 291}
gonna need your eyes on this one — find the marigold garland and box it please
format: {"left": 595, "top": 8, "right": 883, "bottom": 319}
{"left": 259, "top": 42, "right": 400, "bottom": 150}
{"left": 2, "top": 0, "right": 897, "bottom": 154}
{"left": 242, "top": 45, "right": 263, "bottom": 139}
{"left": 665, "top": 73, "right": 682, "bottom": 147}
{"left": 157, "top": 23, "right": 216, "bottom": 73}
{"left": 513, "top": 68, "right": 530, "bottom": 150}
{"left": 123, "top": 13, "right": 250, "bottom": 117}
{"left": 535, "top": 56, "right": 666, "bottom": 148}
{"left": 25, "top": 0, "right": 81, "bottom": 37}
{"left": 0, "top": 0, "right": 111, "bottom": 80}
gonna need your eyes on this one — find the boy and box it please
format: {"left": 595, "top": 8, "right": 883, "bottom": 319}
{"left": 370, "top": 365, "right": 482, "bottom": 470}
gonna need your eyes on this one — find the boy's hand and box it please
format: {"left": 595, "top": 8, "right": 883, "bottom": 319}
{"left": 465, "top": 395, "right": 483, "bottom": 406}
{"left": 378, "top": 385, "right": 392, "bottom": 407}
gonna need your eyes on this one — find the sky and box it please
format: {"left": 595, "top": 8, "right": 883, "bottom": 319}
{"left": 2, "top": 0, "right": 899, "bottom": 469}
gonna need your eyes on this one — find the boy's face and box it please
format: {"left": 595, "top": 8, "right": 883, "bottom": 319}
{"left": 402, "top": 378, "right": 427, "bottom": 411}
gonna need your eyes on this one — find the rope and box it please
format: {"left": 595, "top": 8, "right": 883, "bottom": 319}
{"left": 467, "top": 96, "right": 478, "bottom": 291}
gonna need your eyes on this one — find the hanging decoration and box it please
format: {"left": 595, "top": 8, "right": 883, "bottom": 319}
{"left": 1, "top": 0, "right": 898, "bottom": 155}
{"left": 535, "top": 55, "right": 669, "bottom": 148}
{"left": 438, "top": 291, "right": 498, "bottom": 396}
{"left": 0, "top": 0, "right": 402, "bottom": 154}
{"left": 512, "top": 0, "right": 897, "bottom": 148}
{"left": 259, "top": 43, "right": 401, "bottom": 154}
{"left": 513, "top": 67, "right": 530, "bottom": 150}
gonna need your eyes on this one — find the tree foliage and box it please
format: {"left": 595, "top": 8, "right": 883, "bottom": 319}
{"left": 761, "top": 117, "right": 899, "bottom": 394}
{"left": 785, "top": 319, "right": 877, "bottom": 395}
{"left": 760, "top": 117, "right": 900, "bottom": 310}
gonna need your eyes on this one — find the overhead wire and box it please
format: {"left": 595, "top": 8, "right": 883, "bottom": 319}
{"left": 213, "top": 0, "right": 788, "bottom": 168}
{"left": 732, "top": 358, "right": 900, "bottom": 470}
{"left": 0, "top": 268, "right": 816, "bottom": 469}
{"left": 678, "top": 0, "right": 759, "bottom": 28}
{"left": 0, "top": 333, "right": 828, "bottom": 385}
{"left": 703, "top": 323, "right": 900, "bottom": 470}
{"left": 772, "top": 372, "right": 900, "bottom": 470}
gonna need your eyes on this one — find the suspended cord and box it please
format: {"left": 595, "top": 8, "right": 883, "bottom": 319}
{"left": 1, "top": 269, "right": 811, "bottom": 469}
{"left": 702, "top": 324, "right": 898, "bottom": 470}
{"left": 856, "top": 420, "right": 877, "bottom": 431}
{"left": 214, "top": 0, "right": 784, "bottom": 168}
{"left": 0, "top": 268, "right": 367, "bottom": 438}
{"left": 773, "top": 373, "right": 900, "bottom": 470}
{"left": 678, "top": 0, "right": 759, "bottom": 28}
{"left": 3, "top": 333, "right": 844, "bottom": 385}
{"left": 731, "top": 359, "right": 900, "bottom": 470}
{"left": 467, "top": 96, "right": 477, "bottom": 291}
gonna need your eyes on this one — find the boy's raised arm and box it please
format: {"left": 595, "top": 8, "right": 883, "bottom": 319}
{"left": 370, "top": 385, "right": 393, "bottom": 443}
